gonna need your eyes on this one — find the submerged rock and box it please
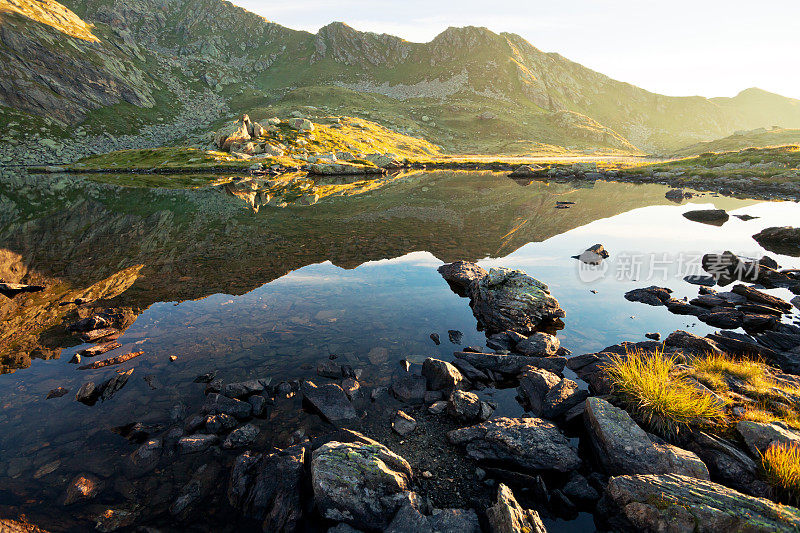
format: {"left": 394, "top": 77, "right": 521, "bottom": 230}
{"left": 517, "top": 367, "right": 587, "bottom": 419}
{"left": 448, "top": 417, "right": 580, "bottom": 472}
{"left": 753, "top": 226, "right": 800, "bottom": 256}
{"left": 311, "top": 440, "right": 413, "bottom": 531}
{"left": 64, "top": 474, "right": 102, "bottom": 505}
{"left": 470, "top": 268, "right": 565, "bottom": 334}
{"left": 604, "top": 473, "right": 800, "bottom": 532}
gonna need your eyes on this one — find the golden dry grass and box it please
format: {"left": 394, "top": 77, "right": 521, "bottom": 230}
{"left": 603, "top": 349, "right": 726, "bottom": 436}
{"left": 762, "top": 443, "right": 800, "bottom": 504}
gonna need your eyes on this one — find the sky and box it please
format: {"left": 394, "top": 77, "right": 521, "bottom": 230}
{"left": 234, "top": 0, "right": 800, "bottom": 100}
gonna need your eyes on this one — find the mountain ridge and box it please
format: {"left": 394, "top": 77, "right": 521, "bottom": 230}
{"left": 2, "top": 0, "right": 800, "bottom": 155}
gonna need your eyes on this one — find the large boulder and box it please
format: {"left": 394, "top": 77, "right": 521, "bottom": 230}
{"left": 584, "top": 398, "right": 709, "bottom": 479}
{"left": 486, "top": 484, "right": 546, "bottom": 533}
{"left": 437, "top": 261, "right": 488, "bottom": 295}
{"left": 470, "top": 268, "right": 565, "bottom": 334}
{"left": 311, "top": 440, "right": 413, "bottom": 531}
{"left": 216, "top": 115, "right": 252, "bottom": 151}
{"left": 228, "top": 446, "right": 305, "bottom": 532}
{"left": 604, "top": 473, "right": 800, "bottom": 532}
{"left": 422, "top": 358, "right": 468, "bottom": 392}
{"left": 447, "top": 417, "right": 581, "bottom": 472}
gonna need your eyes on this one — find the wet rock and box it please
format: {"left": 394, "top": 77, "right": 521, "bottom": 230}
{"left": 624, "top": 286, "right": 672, "bottom": 306}
{"left": 341, "top": 378, "right": 361, "bottom": 400}
{"left": 515, "top": 332, "right": 560, "bottom": 357}
{"left": 79, "top": 341, "right": 120, "bottom": 357}
{"left": 318, "top": 359, "right": 344, "bottom": 378}
{"left": 585, "top": 398, "right": 709, "bottom": 479}
{"left": 699, "top": 308, "right": 743, "bottom": 329}
{"left": 392, "top": 411, "right": 418, "bottom": 436}
{"left": 603, "top": 473, "right": 800, "bottom": 532}
{"left": 301, "top": 381, "right": 357, "bottom": 425}
{"left": 683, "top": 209, "right": 729, "bottom": 225}
{"left": 455, "top": 351, "right": 566, "bottom": 376}
{"left": 471, "top": 267, "right": 565, "bottom": 334}
{"left": 562, "top": 472, "right": 600, "bottom": 503}
{"left": 451, "top": 358, "right": 489, "bottom": 382}
{"left": 80, "top": 328, "right": 120, "bottom": 342}
{"left": 67, "top": 313, "right": 112, "bottom": 333}
{"left": 222, "top": 379, "right": 267, "bottom": 399}
{"left": 753, "top": 226, "right": 800, "bottom": 256}
{"left": 75, "top": 381, "right": 99, "bottom": 405}
{"left": 177, "top": 434, "right": 219, "bottom": 454}
{"left": 194, "top": 371, "right": 217, "bottom": 383}
{"left": 64, "top": 474, "right": 102, "bottom": 505}
{"left": 438, "top": 261, "right": 488, "bottom": 295}
{"left": 170, "top": 463, "right": 222, "bottom": 521}
{"left": 99, "top": 369, "right": 133, "bottom": 402}
{"left": 124, "top": 439, "right": 162, "bottom": 477}
{"left": 665, "top": 189, "right": 689, "bottom": 201}
{"left": 573, "top": 243, "right": 609, "bottom": 264}
{"left": 684, "top": 274, "right": 716, "bottom": 286}
{"left": 732, "top": 283, "right": 793, "bottom": 311}
{"left": 486, "top": 483, "right": 546, "bottom": 533}
{"left": 249, "top": 395, "right": 267, "bottom": 417}
{"left": 390, "top": 373, "right": 427, "bottom": 403}
{"left": 550, "top": 489, "right": 578, "bottom": 519}
{"left": 430, "top": 333, "right": 441, "bottom": 345}
{"left": 422, "top": 358, "right": 468, "bottom": 392}
{"left": 46, "top": 387, "right": 69, "bottom": 399}
{"left": 223, "top": 424, "right": 260, "bottom": 449}
{"left": 448, "top": 330, "right": 463, "bottom": 344}
{"left": 202, "top": 393, "right": 253, "bottom": 420}
{"left": 228, "top": 445, "right": 305, "bottom": 532}
{"left": 517, "top": 367, "right": 588, "bottom": 419}
{"left": 736, "top": 420, "right": 800, "bottom": 457}
{"left": 446, "top": 390, "right": 493, "bottom": 422}
{"left": 448, "top": 417, "right": 581, "bottom": 472}
{"left": 311, "top": 440, "right": 413, "bottom": 531}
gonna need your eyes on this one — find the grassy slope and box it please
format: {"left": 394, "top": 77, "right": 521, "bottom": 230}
{"left": 672, "top": 129, "right": 800, "bottom": 157}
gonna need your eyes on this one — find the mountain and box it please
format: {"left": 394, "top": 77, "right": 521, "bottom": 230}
{"left": 2, "top": 0, "right": 800, "bottom": 155}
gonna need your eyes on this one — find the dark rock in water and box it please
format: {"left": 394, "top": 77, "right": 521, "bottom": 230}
{"left": 390, "top": 373, "right": 427, "bottom": 403}
{"left": 686, "top": 432, "right": 770, "bottom": 498}
{"left": 249, "top": 395, "right": 267, "bottom": 417}
{"left": 664, "top": 330, "right": 722, "bottom": 355}
{"left": 67, "top": 314, "right": 111, "bottom": 333}
{"left": 46, "top": 387, "right": 69, "bottom": 399}
{"left": 301, "top": 381, "right": 357, "bottom": 425}
{"left": 702, "top": 251, "right": 758, "bottom": 283}
{"left": 124, "top": 439, "right": 162, "bottom": 478}
{"left": 603, "top": 473, "right": 800, "bottom": 532}
{"left": 202, "top": 393, "right": 252, "bottom": 420}
{"left": 759, "top": 255, "right": 779, "bottom": 270}
{"left": 204, "top": 413, "right": 237, "bottom": 434}
{"left": 311, "top": 440, "right": 413, "bottom": 531}
{"left": 665, "top": 189, "right": 690, "bottom": 202}
{"left": 430, "top": 333, "right": 441, "bottom": 345}
{"left": 317, "top": 359, "right": 344, "bottom": 378}
{"left": 470, "top": 267, "right": 565, "bottom": 334}
{"left": 517, "top": 367, "right": 587, "bottom": 419}
{"left": 437, "top": 261, "right": 488, "bottom": 296}
{"left": 228, "top": 446, "right": 305, "bottom": 532}
{"left": 193, "top": 371, "right": 217, "bottom": 383}
{"left": 742, "top": 313, "right": 777, "bottom": 332}
{"left": 99, "top": 369, "right": 133, "bottom": 402}
{"left": 734, "top": 214, "right": 758, "bottom": 221}
{"left": 455, "top": 351, "right": 566, "bottom": 376}
{"left": 486, "top": 484, "right": 546, "bottom": 533}
{"left": 75, "top": 382, "right": 99, "bottom": 405}
{"left": 64, "top": 474, "right": 102, "bottom": 506}
{"left": 515, "top": 332, "right": 560, "bottom": 356}
{"left": 448, "top": 417, "right": 581, "bottom": 472}
{"left": 78, "top": 341, "right": 121, "bottom": 358}
{"left": 80, "top": 328, "right": 120, "bottom": 343}
{"left": 682, "top": 209, "right": 729, "bottom": 225}
{"left": 699, "top": 308, "right": 743, "bottom": 329}
{"left": 392, "top": 410, "right": 418, "bottom": 436}
{"left": 222, "top": 379, "right": 268, "bottom": 399}
{"left": 732, "top": 283, "right": 793, "bottom": 311}
{"left": 684, "top": 275, "right": 716, "bottom": 287}
{"left": 446, "top": 390, "right": 493, "bottom": 422}
{"left": 111, "top": 421, "right": 163, "bottom": 443}
{"left": 448, "top": 329, "right": 463, "bottom": 344}
{"left": 753, "top": 226, "right": 800, "bottom": 256}
{"left": 665, "top": 298, "right": 707, "bottom": 316}
{"left": 584, "top": 398, "right": 709, "bottom": 479}
{"left": 422, "top": 358, "right": 468, "bottom": 392}
{"left": 170, "top": 463, "right": 222, "bottom": 521}
{"left": 562, "top": 472, "right": 600, "bottom": 503}
{"left": 645, "top": 332, "right": 661, "bottom": 341}
{"left": 451, "top": 358, "right": 489, "bottom": 382}
{"left": 573, "top": 243, "right": 609, "bottom": 264}
{"left": 223, "top": 424, "right": 260, "bottom": 449}
{"left": 143, "top": 374, "right": 161, "bottom": 390}
{"left": 624, "top": 286, "right": 672, "bottom": 306}
{"left": 178, "top": 434, "right": 219, "bottom": 454}
{"left": 508, "top": 164, "right": 544, "bottom": 178}
{"left": 0, "top": 282, "right": 45, "bottom": 298}
{"left": 550, "top": 489, "right": 578, "bottom": 519}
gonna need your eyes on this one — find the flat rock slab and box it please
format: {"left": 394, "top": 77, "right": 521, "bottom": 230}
{"left": 605, "top": 473, "right": 800, "bottom": 532}
{"left": 585, "top": 397, "right": 709, "bottom": 479}
{"left": 454, "top": 351, "right": 566, "bottom": 376}
{"left": 447, "top": 416, "right": 581, "bottom": 472}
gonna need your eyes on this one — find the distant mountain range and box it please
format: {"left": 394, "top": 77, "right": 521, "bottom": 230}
{"left": 2, "top": 0, "right": 800, "bottom": 155}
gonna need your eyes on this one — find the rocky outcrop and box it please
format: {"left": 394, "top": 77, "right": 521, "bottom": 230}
{"left": 447, "top": 417, "right": 581, "bottom": 472}
{"left": 753, "top": 227, "right": 800, "bottom": 256}
{"left": 437, "top": 260, "right": 488, "bottom": 295}
{"left": 311, "top": 440, "right": 414, "bottom": 531}
{"left": 585, "top": 398, "right": 709, "bottom": 479}
{"left": 603, "top": 473, "right": 800, "bottom": 532}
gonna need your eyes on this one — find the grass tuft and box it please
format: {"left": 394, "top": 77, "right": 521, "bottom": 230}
{"left": 762, "top": 443, "right": 800, "bottom": 504}
{"left": 603, "top": 349, "right": 726, "bottom": 436}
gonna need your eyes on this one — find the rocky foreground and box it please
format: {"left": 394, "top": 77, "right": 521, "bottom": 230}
{"left": 8, "top": 257, "right": 800, "bottom": 532}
